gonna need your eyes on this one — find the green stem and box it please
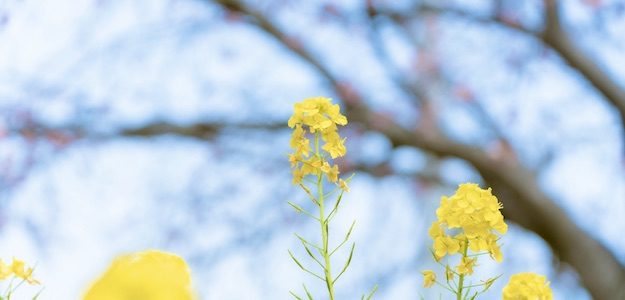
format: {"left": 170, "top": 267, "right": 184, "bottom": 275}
{"left": 457, "top": 239, "right": 468, "bottom": 300}
{"left": 315, "top": 133, "right": 335, "bottom": 300}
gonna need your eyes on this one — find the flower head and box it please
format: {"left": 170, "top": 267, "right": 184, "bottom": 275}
{"left": 422, "top": 270, "right": 436, "bottom": 288}
{"left": 502, "top": 273, "right": 553, "bottom": 300}
{"left": 83, "top": 250, "right": 194, "bottom": 300}
{"left": 288, "top": 97, "right": 349, "bottom": 187}
{"left": 431, "top": 183, "right": 507, "bottom": 261}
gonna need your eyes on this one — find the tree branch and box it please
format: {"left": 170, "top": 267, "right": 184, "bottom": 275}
{"left": 119, "top": 121, "right": 283, "bottom": 139}
{"left": 384, "top": 2, "right": 625, "bottom": 142}
{"left": 541, "top": 0, "right": 625, "bottom": 140}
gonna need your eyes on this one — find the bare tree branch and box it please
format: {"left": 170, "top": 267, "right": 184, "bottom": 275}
{"left": 119, "top": 121, "right": 284, "bottom": 139}
{"left": 541, "top": 0, "right": 625, "bottom": 140}
{"left": 385, "top": 1, "right": 625, "bottom": 142}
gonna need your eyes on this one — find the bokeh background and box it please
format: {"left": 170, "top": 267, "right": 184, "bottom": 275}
{"left": 1, "top": 0, "right": 625, "bottom": 299}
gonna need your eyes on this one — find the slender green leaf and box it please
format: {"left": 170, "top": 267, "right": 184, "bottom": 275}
{"left": 294, "top": 233, "right": 322, "bottom": 251}
{"left": 364, "top": 284, "right": 378, "bottom": 300}
{"left": 288, "top": 201, "right": 320, "bottom": 221}
{"left": 288, "top": 250, "right": 324, "bottom": 281}
{"left": 303, "top": 284, "right": 314, "bottom": 300}
{"left": 332, "top": 242, "right": 355, "bottom": 284}
{"left": 297, "top": 236, "right": 324, "bottom": 269}
{"left": 330, "top": 220, "right": 356, "bottom": 256}
{"left": 327, "top": 190, "right": 344, "bottom": 221}
{"left": 290, "top": 291, "right": 304, "bottom": 300}
{"left": 298, "top": 183, "right": 319, "bottom": 206}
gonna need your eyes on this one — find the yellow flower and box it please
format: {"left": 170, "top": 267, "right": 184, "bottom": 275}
{"left": 289, "top": 97, "right": 350, "bottom": 188}
{"left": 0, "top": 259, "right": 11, "bottom": 280}
{"left": 288, "top": 154, "right": 299, "bottom": 168}
{"left": 289, "top": 97, "right": 347, "bottom": 132}
{"left": 321, "top": 131, "right": 347, "bottom": 159}
{"left": 289, "top": 97, "right": 348, "bottom": 157}
{"left": 325, "top": 164, "right": 339, "bottom": 183}
{"left": 502, "top": 273, "right": 553, "bottom": 300}
{"left": 456, "top": 257, "right": 476, "bottom": 275}
{"left": 433, "top": 183, "right": 507, "bottom": 261}
{"left": 338, "top": 179, "right": 349, "bottom": 192}
{"left": 292, "top": 168, "right": 304, "bottom": 184}
{"left": 83, "top": 250, "right": 194, "bottom": 300}
{"left": 10, "top": 258, "right": 39, "bottom": 285}
{"left": 433, "top": 235, "right": 460, "bottom": 258}
{"left": 300, "top": 156, "right": 323, "bottom": 177}
{"left": 422, "top": 270, "right": 436, "bottom": 288}
{"left": 488, "top": 237, "right": 503, "bottom": 262}
{"left": 290, "top": 124, "right": 310, "bottom": 159}
{"left": 428, "top": 221, "right": 444, "bottom": 239}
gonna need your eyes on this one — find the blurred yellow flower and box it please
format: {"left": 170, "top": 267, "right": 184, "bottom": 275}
{"left": 502, "top": 273, "right": 553, "bottom": 300}
{"left": 0, "top": 259, "right": 12, "bottom": 280}
{"left": 422, "top": 270, "right": 436, "bottom": 288}
{"left": 338, "top": 179, "right": 349, "bottom": 192}
{"left": 326, "top": 164, "right": 339, "bottom": 183}
{"left": 0, "top": 258, "right": 39, "bottom": 285}
{"left": 83, "top": 250, "right": 194, "bottom": 300}
{"left": 10, "top": 258, "right": 39, "bottom": 284}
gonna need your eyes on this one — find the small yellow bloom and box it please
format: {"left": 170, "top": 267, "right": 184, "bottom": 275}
{"left": 288, "top": 154, "right": 299, "bottom": 168}
{"left": 10, "top": 258, "right": 39, "bottom": 285}
{"left": 292, "top": 168, "right": 304, "bottom": 184}
{"left": 83, "top": 250, "right": 194, "bottom": 300}
{"left": 433, "top": 235, "right": 460, "bottom": 258}
{"left": 428, "top": 221, "right": 444, "bottom": 239}
{"left": 502, "top": 273, "right": 553, "bottom": 300}
{"left": 325, "top": 164, "right": 339, "bottom": 183}
{"left": 321, "top": 132, "right": 347, "bottom": 159}
{"left": 488, "top": 238, "right": 503, "bottom": 262}
{"left": 0, "top": 259, "right": 12, "bottom": 280}
{"left": 339, "top": 179, "right": 349, "bottom": 192}
{"left": 422, "top": 270, "right": 436, "bottom": 288}
{"left": 456, "top": 256, "right": 476, "bottom": 275}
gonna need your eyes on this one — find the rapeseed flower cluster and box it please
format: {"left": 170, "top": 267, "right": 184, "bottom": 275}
{"left": 421, "top": 183, "right": 554, "bottom": 299}
{"left": 502, "top": 273, "right": 553, "bottom": 300}
{"left": 421, "top": 183, "right": 506, "bottom": 299}
{"left": 288, "top": 97, "right": 349, "bottom": 190}
{"left": 430, "top": 183, "right": 507, "bottom": 262}
{"left": 83, "top": 250, "right": 194, "bottom": 300}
